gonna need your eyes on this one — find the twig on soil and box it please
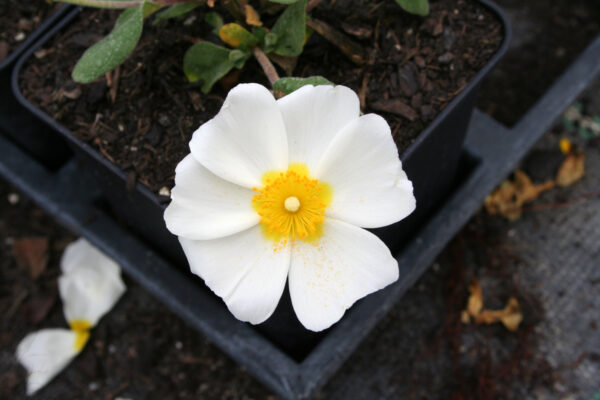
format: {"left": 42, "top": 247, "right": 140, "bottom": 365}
{"left": 108, "top": 66, "right": 120, "bottom": 103}
{"left": 521, "top": 191, "right": 600, "bottom": 212}
{"left": 5, "top": 289, "right": 28, "bottom": 322}
{"left": 359, "top": 71, "right": 370, "bottom": 109}
{"left": 306, "top": 19, "right": 366, "bottom": 65}
{"left": 103, "top": 382, "right": 129, "bottom": 400}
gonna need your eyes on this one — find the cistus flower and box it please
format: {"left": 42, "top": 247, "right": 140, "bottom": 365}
{"left": 16, "top": 239, "right": 126, "bottom": 395}
{"left": 164, "top": 83, "right": 416, "bottom": 331}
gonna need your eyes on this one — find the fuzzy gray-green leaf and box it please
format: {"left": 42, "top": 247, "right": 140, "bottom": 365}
{"left": 395, "top": 0, "right": 429, "bottom": 16}
{"left": 153, "top": 1, "right": 203, "bottom": 25}
{"left": 273, "top": 76, "right": 333, "bottom": 94}
{"left": 184, "top": 42, "right": 247, "bottom": 93}
{"left": 271, "top": 0, "right": 307, "bottom": 56}
{"left": 72, "top": 3, "right": 152, "bottom": 83}
{"left": 205, "top": 11, "right": 224, "bottom": 35}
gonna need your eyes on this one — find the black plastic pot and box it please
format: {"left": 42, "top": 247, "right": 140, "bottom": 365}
{"left": 5, "top": 17, "right": 600, "bottom": 400}
{"left": 12, "top": 1, "right": 510, "bottom": 359}
{"left": 0, "top": 5, "right": 71, "bottom": 169}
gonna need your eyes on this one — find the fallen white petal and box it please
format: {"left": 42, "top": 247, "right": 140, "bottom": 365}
{"left": 190, "top": 83, "right": 288, "bottom": 188}
{"left": 277, "top": 84, "right": 360, "bottom": 172}
{"left": 315, "top": 114, "right": 416, "bottom": 228}
{"left": 16, "top": 329, "right": 85, "bottom": 395}
{"left": 180, "top": 225, "right": 291, "bottom": 324}
{"left": 59, "top": 239, "right": 126, "bottom": 327}
{"left": 164, "top": 154, "right": 259, "bottom": 240}
{"left": 289, "top": 219, "right": 398, "bottom": 331}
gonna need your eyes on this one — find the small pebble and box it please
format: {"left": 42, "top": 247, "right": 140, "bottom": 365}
{"left": 7, "top": 193, "right": 19, "bottom": 205}
{"left": 88, "top": 382, "right": 100, "bottom": 391}
{"left": 183, "top": 15, "right": 196, "bottom": 26}
{"left": 159, "top": 187, "right": 171, "bottom": 197}
{"left": 438, "top": 52, "right": 454, "bottom": 64}
{"left": 175, "top": 341, "right": 183, "bottom": 350}
{"left": 14, "top": 32, "right": 26, "bottom": 42}
{"left": 563, "top": 106, "right": 581, "bottom": 121}
{"left": 108, "top": 344, "right": 117, "bottom": 354}
{"left": 118, "top": 123, "right": 125, "bottom": 132}
{"left": 158, "top": 113, "right": 171, "bottom": 127}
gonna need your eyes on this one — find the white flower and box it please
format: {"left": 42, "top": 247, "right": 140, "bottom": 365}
{"left": 164, "top": 83, "right": 416, "bottom": 331}
{"left": 58, "top": 238, "right": 126, "bottom": 329}
{"left": 16, "top": 329, "right": 89, "bottom": 395}
{"left": 16, "top": 238, "right": 126, "bottom": 395}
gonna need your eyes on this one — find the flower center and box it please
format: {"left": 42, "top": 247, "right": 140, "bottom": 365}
{"left": 252, "top": 163, "right": 332, "bottom": 241}
{"left": 284, "top": 196, "right": 301, "bottom": 212}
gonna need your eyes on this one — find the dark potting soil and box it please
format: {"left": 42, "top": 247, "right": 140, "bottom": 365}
{"left": 477, "top": 0, "right": 600, "bottom": 126}
{"left": 0, "top": 180, "right": 274, "bottom": 400}
{"left": 20, "top": 0, "right": 502, "bottom": 194}
{"left": 0, "top": 0, "right": 61, "bottom": 64}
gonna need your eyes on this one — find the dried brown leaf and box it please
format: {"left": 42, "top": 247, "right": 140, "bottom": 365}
{"left": 475, "top": 297, "right": 523, "bottom": 332}
{"left": 556, "top": 153, "right": 585, "bottom": 187}
{"left": 12, "top": 237, "right": 49, "bottom": 279}
{"left": 245, "top": 4, "right": 262, "bottom": 26}
{"left": 467, "top": 279, "right": 483, "bottom": 317}
{"left": 461, "top": 310, "right": 471, "bottom": 324}
{"left": 484, "top": 170, "right": 554, "bottom": 220}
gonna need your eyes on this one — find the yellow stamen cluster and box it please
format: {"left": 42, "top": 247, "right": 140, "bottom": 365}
{"left": 252, "top": 165, "right": 331, "bottom": 241}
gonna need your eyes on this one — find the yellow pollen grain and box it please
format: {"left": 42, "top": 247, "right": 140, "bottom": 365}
{"left": 252, "top": 163, "right": 332, "bottom": 242}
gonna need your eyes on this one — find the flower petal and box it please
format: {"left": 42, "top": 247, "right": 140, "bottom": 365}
{"left": 277, "top": 84, "right": 360, "bottom": 171}
{"left": 180, "top": 225, "right": 291, "bottom": 324}
{"left": 164, "top": 154, "right": 259, "bottom": 240}
{"left": 16, "top": 329, "right": 81, "bottom": 395}
{"left": 315, "top": 114, "right": 416, "bottom": 228}
{"left": 289, "top": 219, "right": 398, "bottom": 331}
{"left": 59, "top": 239, "right": 126, "bottom": 327}
{"left": 189, "top": 83, "right": 288, "bottom": 188}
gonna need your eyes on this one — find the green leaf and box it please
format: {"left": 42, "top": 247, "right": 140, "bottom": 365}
{"left": 219, "top": 23, "right": 258, "bottom": 48}
{"left": 269, "top": 0, "right": 301, "bottom": 3}
{"left": 395, "top": 0, "right": 429, "bottom": 16}
{"left": 184, "top": 42, "right": 248, "bottom": 93}
{"left": 153, "top": 1, "right": 203, "bottom": 25}
{"left": 72, "top": 2, "right": 159, "bottom": 83}
{"left": 229, "top": 49, "right": 248, "bottom": 68}
{"left": 205, "top": 11, "right": 224, "bottom": 35}
{"left": 252, "top": 27, "right": 267, "bottom": 43}
{"left": 271, "top": 0, "right": 307, "bottom": 56}
{"left": 273, "top": 76, "right": 333, "bottom": 94}
{"left": 265, "top": 32, "right": 278, "bottom": 47}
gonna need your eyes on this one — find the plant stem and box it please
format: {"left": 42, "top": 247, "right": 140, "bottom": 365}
{"left": 253, "top": 47, "right": 279, "bottom": 87}
{"left": 56, "top": 0, "right": 143, "bottom": 8}
{"left": 56, "top": 0, "right": 194, "bottom": 8}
